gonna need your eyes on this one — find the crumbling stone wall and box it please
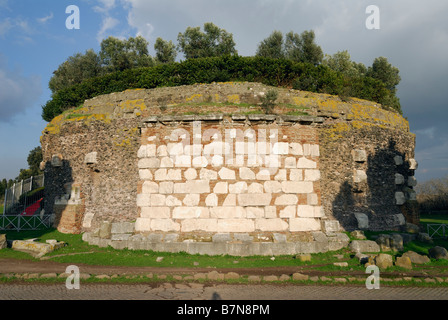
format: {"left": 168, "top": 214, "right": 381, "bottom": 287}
{"left": 40, "top": 82, "right": 417, "bottom": 242}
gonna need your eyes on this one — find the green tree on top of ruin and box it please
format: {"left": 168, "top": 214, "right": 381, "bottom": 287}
{"left": 154, "top": 37, "right": 178, "bottom": 64}
{"left": 322, "top": 50, "right": 367, "bottom": 78}
{"left": 177, "top": 22, "right": 237, "bottom": 59}
{"left": 256, "top": 30, "right": 323, "bottom": 65}
{"left": 366, "top": 56, "right": 401, "bottom": 94}
{"left": 255, "top": 30, "right": 285, "bottom": 59}
{"left": 49, "top": 49, "right": 103, "bottom": 94}
{"left": 99, "top": 35, "right": 154, "bottom": 72}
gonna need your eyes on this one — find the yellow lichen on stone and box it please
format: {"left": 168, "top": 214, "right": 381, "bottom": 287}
{"left": 185, "top": 94, "right": 203, "bottom": 102}
{"left": 120, "top": 99, "right": 146, "bottom": 112}
{"left": 227, "top": 94, "right": 240, "bottom": 104}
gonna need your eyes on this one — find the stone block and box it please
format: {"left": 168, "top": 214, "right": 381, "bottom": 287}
{"left": 310, "top": 145, "right": 320, "bottom": 157}
{"left": 352, "top": 149, "right": 367, "bottom": 162}
{"left": 135, "top": 218, "right": 151, "bottom": 232}
{"left": 184, "top": 144, "right": 203, "bottom": 157}
{"left": 138, "top": 158, "right": 160, "bottom": 169}
{"left": 213, "top": 182, "right": 228, "bottom": 194}
{"left": 200, "top": 168, "right": 218, "bottom": 180}
{"left": 284, "top": 157, "right": 296, "bottom": 168}
{"left": 238, "top": 193, "right": 272, "bottom": 206}
{"left": 222, "top": 194, "right": 236, "bottom": 206}
{"left": 137, "top": 194, "right": 151, "bottom": 207}
{"left": 205, "top": 193, "right": 218, "bottom": 206}
{"left": 395, "top": 173, "right": 405, "bottom": 185}
{"left": 159, "top": 182, "right": 174, "bottom": 194}
{"left": 151, "top": 219, "right": 180, "bottom": 232}
{"left": 142, "top": 181, "right": 158, "bottom": 194}
{"left": 84, "top": 152, "right": 98, "bottom": 164}
{"left": 281, "top": 181, "right": 313, "bottom": 193}
{"left": 51, "top": 154, "right": 63, "bottom": 167}
{"left": 289, "top": 218, "right": 321, "bottom": 232}
{"left": 181, "top": 219, "right": 218, "bottom": 232}
{"left": 141, "top": 207, "right": 171, "bottom": 219}
{"left": 256, "top": 169, "right": 272, "bottom": 180}
{"left": 210, "top": 206, "right": 246, "bottom": 219}
{"left": 139, "top": 169, "right": 153, "bottom": 180}
{"left": 217, "top": 219, "right": 255, "bottom": 233}
{"left": 218, "top": 168, "right": 236, "bottom": 180}
{"left": 111, "top": 222, "right": 135, "bottom": 234}
{"left": 255, "top": 219, "right": 289, "bottom": 231}
{"left": 274, "top": 169, "right": 287, "bottom": 181}
{"left": 212, "top": 233, "right": 232, "bottom": 243}
{"left": 173, "top": 207, "right": 209, "bottom": 219}
{"left": 349, "top": 240, "right": 380, "bottom": 253}
{"left": 191, "top": 156, "right": 208, "bottom": 168}
{"left": 239, "top": 167, "right": 256, "bottom": 180}
{"left": 297, "top": 157, "right": 317, "bottom": 169}
{"left": 248, "top": 182, "right": 264, "bottom": 193}
{"left": 150, "top": 194, "right": 166, "bottom": 206}
{"left": 229, "top": 182, "right": 248, "bottom": 193}
{"left": 307, "top": 193, "right": 318, "bottom": 205}
{"left": 165, "top": 195, "right": 182, "bottom": 206}
{"left": 246, "top": 207, "right": 265, "bottom": 218}
{"left": 154, "top": 169, "right": 168, "bottom": 180}
{"left": 394, "top": 155, "right": 403, "bottom": 165}
{"left": 182, "top": 194, "right": 200, "bottom": 206}
{"left": 304, "top": 169, "right": 320, "bottom": 182}
{"left": 264, "top": 181, "right": 282, "bottom": 193}
{"left": 279, "top": 206, "right": 296, "bottom": 218}
{"left": 167, "top": 169, "right": 182, "bottom": 181}
{"left": 186, "top": 180, "right": 210, "bottom": 193}
{"left": 167, "top": 142, "right": 184, "bottom": 156}
{"left": 160, "top": 157, "right": 174, "bottom": 168}
{"left": 323, "top": 220, "right": 340, "bottom": 234}
{"left": 395, "top": 192, "right": 406, "bottom": 205}
{"left": 272, "top": 142, "right": 289, "bottom": 155}
{"left": 173, "top": 183, "right": 187, "bottom": 193}
{"left": 353, "top": 170, "right": 367, "bottom": 183}
{"left": 408, "top": 159, "right": 418, "bottom": 170}
{"left": 263, "top": 206, "right": 276, "bottom": 218}
{"left": 395, "top": 256, "right": 412, "bottom": 269}
{"left": 289, "top": 169, "right": 302, "bottom": 181}
{"left": 407, "top": 176, "right": 417, "bottom": 187}
{"left": 289, "top": 143, "right": 303, "bottom": 155}
{"left": 275, "top": 194, "right": 298, "bottom": 205}
{"left": 175, "top": 155, "right": 191, "bottom": 167}
{"left": 297, "top": 205, "right": 315, "bottom": 217}
{"left": 354, "top": 212, "right": 369, "bottom": 229}
{"left": 184, "top": 168, "right": 197, "bottom": 180}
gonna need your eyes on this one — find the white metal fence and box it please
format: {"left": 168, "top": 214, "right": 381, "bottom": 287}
{"left": 1, "top": 174, "right": 50, "bottom": 231}
{"left": 2, "top": 175, "right": 44, "bottom": 215}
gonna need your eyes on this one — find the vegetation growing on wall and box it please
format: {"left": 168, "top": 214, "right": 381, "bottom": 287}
{"left": 42, "top": 22, "right": 403, "bottom": 122}
{"left": 42, "top": 56, "right": 400, "bottom": 122}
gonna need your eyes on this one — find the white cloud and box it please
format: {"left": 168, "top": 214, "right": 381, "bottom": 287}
{"left": 0, "top": 57, "right": 42, "bottom": 123}
{"left": 37, "top": 12, "right": 54, "bottom": 24}
{"left": 97, "top": 16, "right": 120, "bottom": 42}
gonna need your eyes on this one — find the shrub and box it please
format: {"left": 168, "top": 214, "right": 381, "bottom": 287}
{"left": 41, "top": 56, "right": 402, "bottom": 122}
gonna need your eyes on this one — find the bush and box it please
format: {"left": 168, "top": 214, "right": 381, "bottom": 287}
{"left": 41, "top": 56, "right": 402, "bottom": 122}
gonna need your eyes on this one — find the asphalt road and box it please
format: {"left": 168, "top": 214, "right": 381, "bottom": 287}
{"left": 1, "top": 282, "right": 448, "bottom": 300}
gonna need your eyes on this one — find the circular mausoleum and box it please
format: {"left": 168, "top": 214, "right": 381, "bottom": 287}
{"left": 40, "top": 82, "right": 418, "bottom": 256}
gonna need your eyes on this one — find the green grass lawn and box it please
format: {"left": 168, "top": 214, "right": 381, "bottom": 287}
{"left": 1, "top": 215, "right": 448, "bottom": 271}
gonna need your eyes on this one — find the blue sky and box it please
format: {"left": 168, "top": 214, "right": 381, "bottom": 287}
{"left": 0, "top": 0, "right": 447, "bottom": 183}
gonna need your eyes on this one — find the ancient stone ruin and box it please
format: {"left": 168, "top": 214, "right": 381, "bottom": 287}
{"left": 40, "top": 82, "right": 418, "bottom": 255}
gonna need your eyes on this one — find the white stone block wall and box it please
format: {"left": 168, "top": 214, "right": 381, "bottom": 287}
{"left": 135, "top": 125, "right": 324, "bottom": 235}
